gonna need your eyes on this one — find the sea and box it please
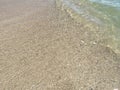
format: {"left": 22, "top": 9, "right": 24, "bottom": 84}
{"left": 56, "top": 0, "right": 120, "bottom": 54}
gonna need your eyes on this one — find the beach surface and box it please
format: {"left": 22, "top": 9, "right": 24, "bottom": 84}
{"left": 0, "top": 0, "right": 120, "bottom": 90}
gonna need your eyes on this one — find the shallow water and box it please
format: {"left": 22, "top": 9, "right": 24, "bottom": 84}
{"left": 56, "top": 0, "right": 120, "bottom": 53}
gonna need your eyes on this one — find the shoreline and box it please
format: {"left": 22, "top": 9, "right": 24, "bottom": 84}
{"left": 55, "top": 0, "right": 120, "bottom": 55}
{"left": 0, "top": 0, "right": 120, "bottom": 90}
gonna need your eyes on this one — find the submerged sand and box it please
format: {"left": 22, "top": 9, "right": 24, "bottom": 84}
{"left": 0, "top": 0, "right": 120, "bottom": 90}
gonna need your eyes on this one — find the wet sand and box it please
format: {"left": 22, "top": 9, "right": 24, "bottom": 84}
{"left": 0, "top": 0, "right": 120, "bottom": 90}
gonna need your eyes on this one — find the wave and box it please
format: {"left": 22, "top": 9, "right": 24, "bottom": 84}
{"left": 89, "top": 0, "right": 120, "bottom": 8}
{"left": 56, "top": 0, "right": 120, "bottom": 54}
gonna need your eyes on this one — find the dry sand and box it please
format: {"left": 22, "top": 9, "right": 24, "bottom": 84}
{"left": 0, "top": 0, "right": 120, "bottom": 90}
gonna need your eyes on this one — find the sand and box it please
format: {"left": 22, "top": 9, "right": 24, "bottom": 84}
{"left": 0, "top": 0, "right": 120, "bottom": 90}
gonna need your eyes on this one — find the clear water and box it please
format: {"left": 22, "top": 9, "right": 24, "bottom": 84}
{"left": 89, "top": 0, "right": 120, "bottom": 8}
{"left": 56, "top": 0, "right": 120, "bottom": 53}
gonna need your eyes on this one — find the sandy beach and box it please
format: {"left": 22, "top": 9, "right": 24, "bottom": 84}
{"left": 0, "top": 0, "right": 120, "bottom": 90}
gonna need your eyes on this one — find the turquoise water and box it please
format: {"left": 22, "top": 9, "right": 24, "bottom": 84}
{"left": 89, "top": 0, "right": 120, "bottom": 27}
{"left": 56, "top": 0, "right": 120, "bottom": 53}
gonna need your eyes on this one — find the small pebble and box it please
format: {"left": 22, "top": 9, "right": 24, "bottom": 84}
{"left": 93, "top": 42, "right": 97, "bottom": 45}
{"left": 81, "top": 40, "right": 85, "bottom": 43}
